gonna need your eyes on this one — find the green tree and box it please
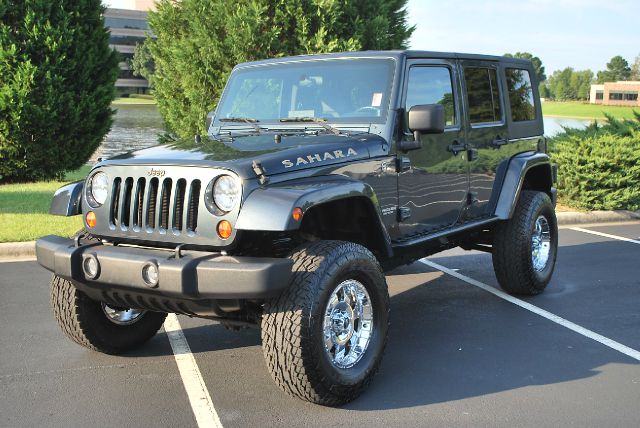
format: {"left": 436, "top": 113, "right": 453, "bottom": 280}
{"left": 597, "top": 55, "right": 631, "bottom": 83}
{"left": 0, "top": 0, "right": 118, "bottom": 182}
{"left": 546, "top": 67, "right": 593, "bottom": 101}
{"left": 135, "top": 0, "right": 415, "bottom": 138}
{"left": 504, "top": 52, "right": 546, "bottom": 82}
{"left": 631, "top": 54, "right": 640, "bottom": 80}
{"left": 538, "top": 81, "right": 549, "bottom": 98}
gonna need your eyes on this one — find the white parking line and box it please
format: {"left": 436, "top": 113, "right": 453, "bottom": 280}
{"left": 570, "top": 227, "right": 640, "bottom": 245}
{"left": 419, "top": 259, "right": 640, "bottom": 362}
{"left": 164, "top": 314, "right": 224, "bottom": 428}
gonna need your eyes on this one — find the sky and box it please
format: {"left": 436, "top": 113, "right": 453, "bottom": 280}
{"left": 105, "top": 0, "right": 639, "bottom": 75}
{"left": 406, "top": 0, "right": 639, "bottom": 74}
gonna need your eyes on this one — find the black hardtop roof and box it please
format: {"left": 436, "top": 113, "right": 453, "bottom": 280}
{"left": 234, "top": 50, "right": 531, "bottom": 69}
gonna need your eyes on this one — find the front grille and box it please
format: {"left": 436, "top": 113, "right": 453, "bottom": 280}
{"left": 110, "top": 176, "right": 201, "bottom": 235}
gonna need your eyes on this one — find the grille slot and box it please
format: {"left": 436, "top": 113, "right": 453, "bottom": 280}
{"left": 133, "top": 178, "right": 145, "bottom": 228}
{"left": 173, "top": 179, "right": 187, "bottom": 231}
{"left": 110, "top": 178, "right": 122, "bottom": 226}
{"left": 159, "top": 178, "right": 172, "bottom": 230}
{"left": 106, "top": 170, "right": 205, "bottom": 238}
{"left": 146, "top": 177, "right": 158, "bottom": 228}
{"left": 187, "top": 180, "right": 201, "bottom": 232}
{"left": 121, "top": 178, "right": 134, "bottom": 227}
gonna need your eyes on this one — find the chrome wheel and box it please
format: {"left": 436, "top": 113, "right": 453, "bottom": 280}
{"left": 323, "top": 279, "right": 373, "bottom": 369}
{"left": 531, "top": 215, "right": 551, "bottom": 271}
{"left": 102, "top": 304, "right": 145, "bottom": 325}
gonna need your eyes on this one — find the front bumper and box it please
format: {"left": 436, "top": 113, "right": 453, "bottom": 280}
{"left": 36, "top": 235, "right": 293, "bottom": 301}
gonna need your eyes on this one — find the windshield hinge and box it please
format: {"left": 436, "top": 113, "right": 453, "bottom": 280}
{"left": 252, "top": 160, "right": 269, "bottom": 185}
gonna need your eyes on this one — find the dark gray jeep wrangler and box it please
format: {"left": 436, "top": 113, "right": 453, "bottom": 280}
{"left": 37, "top": 50, "right": 557, "bottom": 406}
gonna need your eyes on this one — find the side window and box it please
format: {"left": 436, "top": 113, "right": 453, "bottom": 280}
{"left": 506, "top": 68, "right": 536, "bottom": 122}
{"left": 464, "top": 67, "right": 502, "bottom": 124}
{"left": 405, "top": 66, "right": 456, "bottom": 126}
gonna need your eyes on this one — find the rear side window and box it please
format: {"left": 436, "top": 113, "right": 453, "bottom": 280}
{"left": 464, "top": 67, "right": 502, "bottom": 124}
{"left": 405, "top": 66, "right": 456, "bottom": 126}
{"left": 505, "top": 68, "right": 536, "bottom": 122}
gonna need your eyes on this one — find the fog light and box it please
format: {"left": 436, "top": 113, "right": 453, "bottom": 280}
{"left": 83, "top": 255, "right": 100, "bottom": 279}
{"left": 142, "top": 261, "right": 159, "bottom": 288}
{"left": 86, "top": 211, "right": 97, "bottom": 228}
{"left": 217, "top": 220, "right": 232, "bottom": 240}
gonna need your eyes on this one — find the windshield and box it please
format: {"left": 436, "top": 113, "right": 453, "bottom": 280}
{"left": 215, "top": 58, "right": 396, "bottom": 126}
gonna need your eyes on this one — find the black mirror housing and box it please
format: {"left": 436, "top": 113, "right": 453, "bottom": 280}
{"left": 408, "top": 104, "right": 445, "bottom": 135}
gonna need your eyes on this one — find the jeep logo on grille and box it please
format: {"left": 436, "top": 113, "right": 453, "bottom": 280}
{"left": 147, "top": 168, "right": 166, "bottom": 177}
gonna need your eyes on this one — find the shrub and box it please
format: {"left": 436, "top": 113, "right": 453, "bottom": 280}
{"left": 551, "top": 113, "right": 640, "bottom": 211}
{"left": 0, "top": 0, "right": 119, "bottom": 183}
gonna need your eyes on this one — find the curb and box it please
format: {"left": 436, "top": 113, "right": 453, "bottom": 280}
{"left": 0, "top": 241, "right": 36, "bottom": 260}
{"left": 556, "top": 210, "right": 640, "bottom": 225}
{"left": 1, "top": 210, "right": 639, "bottom": 260}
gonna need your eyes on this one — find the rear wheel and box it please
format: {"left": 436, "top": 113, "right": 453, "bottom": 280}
{"left": 492, "top": 190, "right": 558, "bottom": 295}
{"left": 261, "top": 240, "right": 389, "bottom": 406}
{"left": 50, "top": 275, "right": 167, "bottom": 354}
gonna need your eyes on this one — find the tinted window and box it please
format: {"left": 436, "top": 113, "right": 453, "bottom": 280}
{"left": 405, "top": 67, "right": 456, "bottom": 126}
{"left": 464, "top": 67, "right": 502, "bottom": 124}
{"left": 104, "top": 17, "right": 149, "bottom": 30}
{"left": 506, "top": 68, "right": 536, "bottom": 121}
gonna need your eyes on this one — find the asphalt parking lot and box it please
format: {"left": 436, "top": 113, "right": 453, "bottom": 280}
{"left": 2, "top": 222, "right": 639, "bottom": 427}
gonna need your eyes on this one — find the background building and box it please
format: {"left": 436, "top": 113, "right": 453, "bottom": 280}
{"left": 104, "top": 8, "right": 152, "bottom": 95}
{"left": 590, "top": 81, "right": 640, "bottom": 106}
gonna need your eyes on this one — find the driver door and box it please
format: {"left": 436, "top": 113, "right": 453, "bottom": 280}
{"left": 397, "top": 60, "right": 469, "bottom": 238}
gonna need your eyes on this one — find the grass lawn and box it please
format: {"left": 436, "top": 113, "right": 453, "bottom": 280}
{"left": 0, "top": 166, "right": 91, "bottom": 243}
{"left": 542, "top": 101, "right": 639, "bottom": 120}
{"left": 112, "top": 97, "right": 156, "bottom": 105}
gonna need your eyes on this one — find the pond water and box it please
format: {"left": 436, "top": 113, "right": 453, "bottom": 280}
{"left": 95, "top": 105, "right": 593, "bottom": 160}
{"left": 543, "top": 117, "right": 591, "bottom": 136}
{"left": 91, "top": 104, "right": 164, "bottom": 161}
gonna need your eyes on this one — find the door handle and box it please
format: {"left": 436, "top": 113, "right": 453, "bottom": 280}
{"left": 491, "top": 136, "right": 508, "bottom": 147}
{"left": 447, "top": 141, "right": 466, "bottom": 155}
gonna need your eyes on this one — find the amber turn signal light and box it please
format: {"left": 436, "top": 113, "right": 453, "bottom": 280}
{"left": 86, "top": 211, "right": 97, "bottom": 228}
{"left": 292, "top": 207, "right": 303, "bottom": 222}
{"left": 217, "top": 220, "right": 232, "bottom": 239}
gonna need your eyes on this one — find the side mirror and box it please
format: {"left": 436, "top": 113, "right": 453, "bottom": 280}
{"left": 408, "top": 104, "right": 445, "bottom": 139}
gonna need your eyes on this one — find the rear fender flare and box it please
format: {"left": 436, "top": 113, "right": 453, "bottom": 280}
{"left": 494, "top": 152, "right": 554, "bottom": 219}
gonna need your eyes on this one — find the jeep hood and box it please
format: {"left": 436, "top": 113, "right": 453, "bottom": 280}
{"left": 100, "top": 132, "right": 388, "bottom": 179}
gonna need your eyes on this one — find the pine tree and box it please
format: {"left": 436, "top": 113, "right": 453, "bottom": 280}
{"left": 0, "top": 0, "right": 119, "bottom": 182}
{"left": 134, "top": 0, "right": 415, "bottom": 138}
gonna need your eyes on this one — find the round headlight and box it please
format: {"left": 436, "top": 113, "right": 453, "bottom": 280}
{"left": 213, "top": 175, "right": 240, "bottom": 212}
{"left": 89, "top": 172, "right": 109, "bottom": 207}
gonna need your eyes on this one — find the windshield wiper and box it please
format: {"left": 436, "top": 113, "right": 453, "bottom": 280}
{"left": 219, "top": 117, "right": 263, "bottom": 134}
{"left": 279, "top": 117, "right": 341, "bottom": 135}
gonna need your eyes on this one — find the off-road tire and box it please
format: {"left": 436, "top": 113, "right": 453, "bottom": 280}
{"left": 261, "top": 240, "right": 389, "bottom": 406}
{"left": 492, "top": 190, "right": 558, "bottom": 295}
{"left": 50, "top": 275, "right": 167, "bottom": 354}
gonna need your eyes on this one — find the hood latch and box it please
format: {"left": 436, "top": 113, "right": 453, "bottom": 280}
{"left": 252, "top": 160, "right": 269, "bottom": 185}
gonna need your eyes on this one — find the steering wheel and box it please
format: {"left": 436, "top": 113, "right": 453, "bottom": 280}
{"left": 354, "top": 106, "right": 381, "bottom": 116}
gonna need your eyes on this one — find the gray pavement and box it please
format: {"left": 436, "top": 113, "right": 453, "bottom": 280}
{"left": 2, "top": 222, "right": 639, "bottom": 427}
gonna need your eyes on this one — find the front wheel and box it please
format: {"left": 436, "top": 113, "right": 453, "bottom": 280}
{"left": 261, "top": 241, "right": 389, "bottom": 406}
{"left": 50, "top": 275, "right": 167, "bottom": 354}
{"left": 492, "top": 190, "right": 558, "bottom": 295}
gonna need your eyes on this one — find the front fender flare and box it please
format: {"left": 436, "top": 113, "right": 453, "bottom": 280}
{"left": 237, "top": 177, "right": 382, "bottom": 231}
{"left": 49, "top": 181, "right": 83, "bottom": 216}
{"left": 235, "top": 177, "right": 392, "bottom": 255}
